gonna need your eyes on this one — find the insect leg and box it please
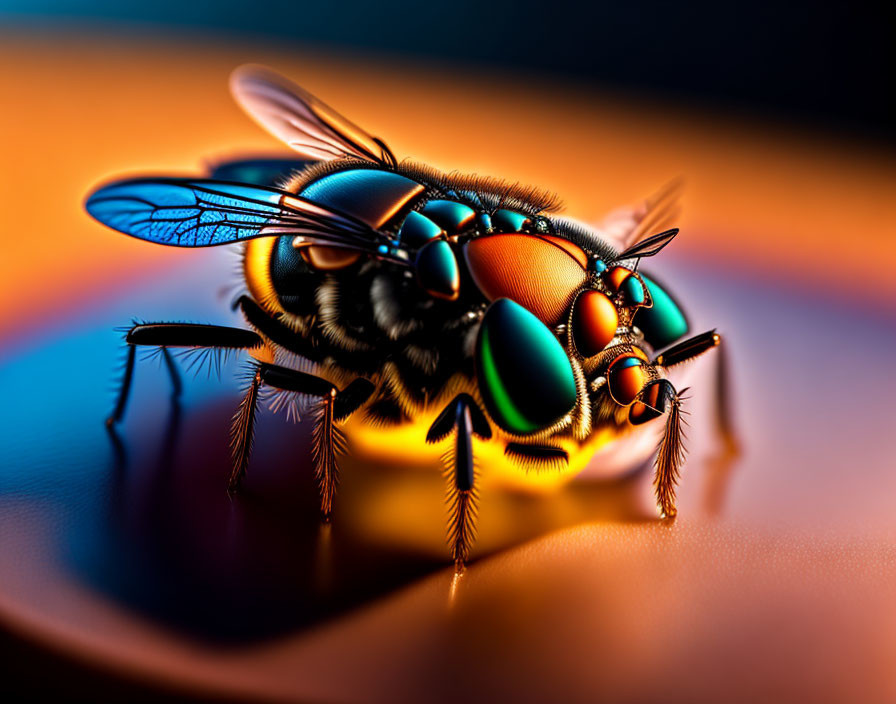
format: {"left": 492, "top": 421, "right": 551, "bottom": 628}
{"left": 653, "top": 329, "right": 719, "bottom": 368}
{"left": 650, "top": 331, "right": 741, "bottom": 518}
{"left": 654, "top": 330, "right": 738, "bottom": 452}
{"left": 107, "top": 323, "right": 263, "bottom": 426}
{"left": 126, "top": 322, "right": 263, "bottom": 349}
{"left": 240, "top": 363, "right": 374, "bottom": 517}
{"left": 311, "top": 388, "right": 341, "bottom": 520}
{"left": 653, "top": 382, "right": 686, "bottom": 519}
{"left": 427, "top": 394, "right": 492, "bottom": 570}
{"left": 229, "top": 364, "right": 262, "bottom": 492}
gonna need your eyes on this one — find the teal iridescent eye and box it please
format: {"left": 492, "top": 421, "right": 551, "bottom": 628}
{"left": 398, "top": 210, "right": 443, "bottom": 247}
{"left": 622, "top": 275, "right": 646, "bottom": 305}
{"left": 590, "top": 258, "right": 607, "bottom": 274}
{"left": 635, "top": 273, "right": 689, "bottom": 349}
{"left": 475, "top": 298, "right": 576, "bottom": 435}
{"left": 415, "top": 239, "right": 460, "bottom": 301}
{"left": 491, "top": 209, "right": 530, "bottom": 232}
{"left": 420, "top": 200, "right": 476, "bottom": 233}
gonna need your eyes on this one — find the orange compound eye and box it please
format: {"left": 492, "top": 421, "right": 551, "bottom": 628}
{"left": 607, "top": 354, "right": 651, "bottom": 406}
{"left": 463, "top": 234, "right": 588, "bottom": 326}
{"left": 603, "top": 266, "right": 648, "bottom": 306}
{"left": 604, "top": 266, "right": 632, "bottom": 292}
{"left": 571, "top": 290, "right": 619, "bottom": 357}
{"left": 538, "top": 236, "right": 589, "bottom": 268}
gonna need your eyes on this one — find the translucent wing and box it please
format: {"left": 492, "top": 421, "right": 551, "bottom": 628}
{"left": 597, "top": 178, "right": 683, "bottom": 251}
{"left": 85, "top": 178, "right": 387, "bottom": 252}
{"left": 230, "top": 65, "right": 396, "bottom": 166}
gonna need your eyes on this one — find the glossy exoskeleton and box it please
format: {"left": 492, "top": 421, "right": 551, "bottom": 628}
{"left": 86, "top": 66, "right": 734, "bottom": 568}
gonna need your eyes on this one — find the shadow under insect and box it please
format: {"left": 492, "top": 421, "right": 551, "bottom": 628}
{"left": 96, "top": 393, "right": 443, "bottom": 644}
{"left": 0, "top": 281, "right": 731, "bottom": 648}
{"left": 91, "top": 384, "right": 656, "bottom": 644}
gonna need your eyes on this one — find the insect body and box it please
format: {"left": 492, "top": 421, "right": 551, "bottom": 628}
{"left": 86, "top": 66, "right": 730, "bottom": 568}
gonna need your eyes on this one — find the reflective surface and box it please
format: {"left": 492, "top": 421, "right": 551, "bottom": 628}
{"left": 2, "top": 248, "right": 895, "bottom": 701}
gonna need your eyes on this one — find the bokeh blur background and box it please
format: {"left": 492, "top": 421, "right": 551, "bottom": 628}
{"left": 1, "top": 2, "right": 895, "bottom": 702}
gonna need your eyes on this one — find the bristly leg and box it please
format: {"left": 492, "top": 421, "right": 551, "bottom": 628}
{"left": 229, "top": 364, "right": 262, "bottom": 492}
{"left": 443, "top": 404, "right": 478, "bottom": 571}
{"left": 310, "top": 389, "right": 347, "bottom": 520}
{"left": 446, "top": 479, "right": 478, "bottom": 573}
{"left": 108, "top": 322, "right": 263, "bottom": 426}
{"left": 654, "top": 329, "right": 739, "bottom": 454}
{"left": 427, "top": 394, "right": 491, "bottom": 570}
{"left": 248, "top": 363, "right": 370, "bottom": 518}
{"left": 654, "top": 392, "right": 687, "bottom": 518}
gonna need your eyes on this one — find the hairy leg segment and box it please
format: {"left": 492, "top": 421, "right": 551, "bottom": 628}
{"left": 107, "top": 321, "right": 374, "bottom": 518}
{"left": 652, "top": 330, "right": 738, "bottom": 517}
{"left": 427, "top": 393, "right": 492, "bottom": 569}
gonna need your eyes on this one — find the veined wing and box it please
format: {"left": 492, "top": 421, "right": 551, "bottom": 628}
{"left": 598, "top": 178, "right": 683, "bottom": 251}
{"left": 85, "top": 178, "right": 388, "bottom": 252}
{"left": 230, "top": 65, "right": 396, "bottom": 166}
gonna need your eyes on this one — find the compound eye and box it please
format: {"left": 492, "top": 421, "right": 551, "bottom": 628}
{"left": 571, "top": 290, "right": 619, "bottom": 357}
{"left": 607, "top": 354, "right": 651, "bottom": 406}
{"left": 634, "top": 273, "right": 689, "bottom": 349}
{"left": 464, "top": 234, "right": 588, "bottom": 325}
{"left": 603, "top": 266, "right": 648, "bottom": 306}
{"left": 475, "top": 298, "right": 577, "bottom": 435}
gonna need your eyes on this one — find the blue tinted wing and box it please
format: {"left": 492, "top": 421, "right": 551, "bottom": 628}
{"left": 85, "top": 178, "right": 378, "bottom": 248}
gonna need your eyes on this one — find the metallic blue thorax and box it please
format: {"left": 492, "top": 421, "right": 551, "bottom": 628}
{"left": 297, "top": 167, "right": 492, "bottom": 301}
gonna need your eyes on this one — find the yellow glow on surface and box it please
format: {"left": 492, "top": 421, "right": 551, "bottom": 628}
{"left": 336, "top": 414, "right": 651, "bottom": 561}
{"left": 344, "top": 413, "right": 627, "bottom": 492}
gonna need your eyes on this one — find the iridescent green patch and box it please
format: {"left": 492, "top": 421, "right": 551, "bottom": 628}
{"left": 476, "top": 298, "right": 576, "bottom": 435}
{"left": 623, "top": 275, "right": 646, "bottom": 305}
{"left": 635, "top": 273, "right": 689, "bottom": 349}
